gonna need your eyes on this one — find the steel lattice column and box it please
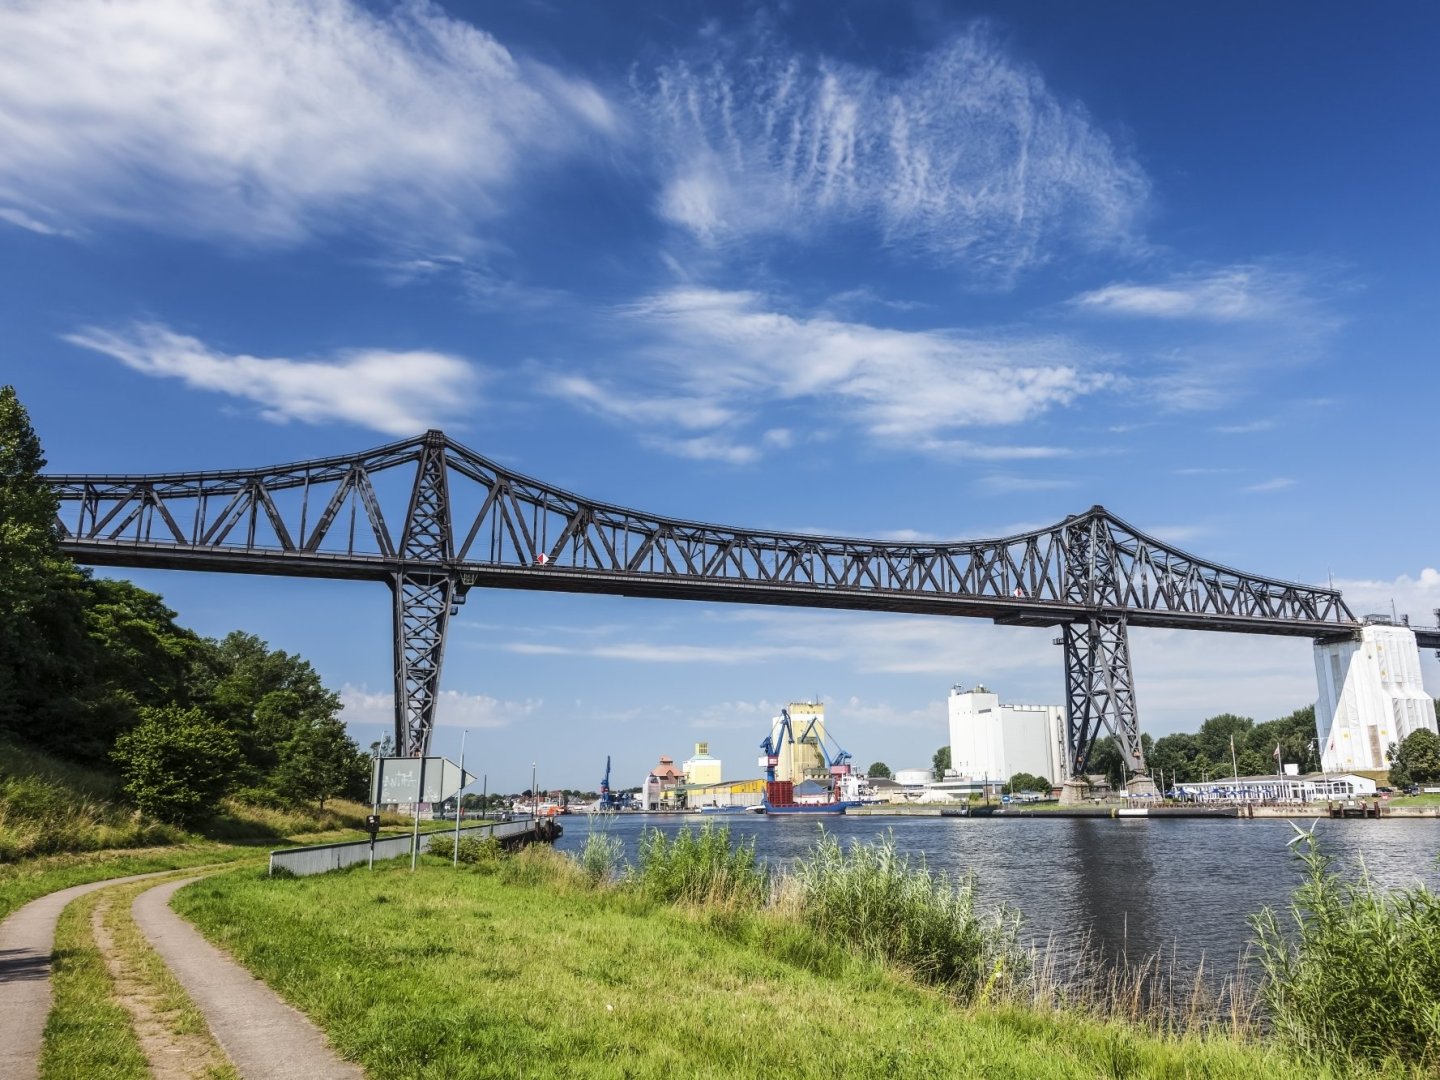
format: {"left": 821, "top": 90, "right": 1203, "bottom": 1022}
{"left": 1061, "top": 617, "right": 1147, "bottom": 780}
{"left": 392, "top": 432, "right": 456, "bottom": 757}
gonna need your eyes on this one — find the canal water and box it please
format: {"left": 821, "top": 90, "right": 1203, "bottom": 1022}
{"left": 555, "top": 813, "right": 1440, "bottom": 978}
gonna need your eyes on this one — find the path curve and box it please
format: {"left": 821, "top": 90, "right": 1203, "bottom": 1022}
{"left": 0, "top": 870, "right": 177, "bottom": 1080}
{"left": 132, "top": 877, "right": 364, "bottom": 1080}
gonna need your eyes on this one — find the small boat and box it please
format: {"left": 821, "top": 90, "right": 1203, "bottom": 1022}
{"left": 697, "top": 805, "right": 749, "bottom": 814}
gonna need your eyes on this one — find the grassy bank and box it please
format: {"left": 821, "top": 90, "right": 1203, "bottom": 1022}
{"left": 0, "top": 732, "right": 411, "bottom": 863}
{"left": 174, "top": 850, "right": 1336, "bottom": 1080}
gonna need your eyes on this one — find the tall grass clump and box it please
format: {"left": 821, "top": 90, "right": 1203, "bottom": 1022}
{"left": 632, "top": 822, "right": 766, "bottom": 907}
{"left": 576, "top": 814, "right": 624, "bottom": 886}
{"left": 0, "top": 772, "right": 182, "bottom": 861}
{"left": 1249, "top": 838, "right": 1440, "bottom": 1071}
{"left": 784, "top": 830, "right": 1028, "bottom": 1003}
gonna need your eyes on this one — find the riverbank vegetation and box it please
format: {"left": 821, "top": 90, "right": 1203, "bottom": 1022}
{"left": 174, "top": 847, "right": 1327, "bottom": 1080}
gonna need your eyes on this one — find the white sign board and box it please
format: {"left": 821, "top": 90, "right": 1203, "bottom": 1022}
{"left": 370, "top": 757, "right": 475, "bottom": 805}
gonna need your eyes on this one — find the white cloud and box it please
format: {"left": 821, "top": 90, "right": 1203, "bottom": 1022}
{"left": 1072, "top": 264, "right": 1345, "bottom": 415}
{"left": 1242, "top": 477, "right": 1295, "bottom": 494}
{"left": 64, "top": 322, "right": 479, "bottom": 436}
{"left": 0, "top": 205, "right": 72, "bottom": 237}
{"left": 0, "top": 0, "right": 615, "bottom": 245}
{"left": 974, "top": 475, "right": 1075, "bottom": 495}
{"left": 1143, "top": 524, "right": 1210, "bottom": 545}
{"left": 638, "top": 26, "right": 1148, "bottom": 277}
{"left": 1334, "top": 568, "right": 1440, "bottom": 628}
{"left": 340, "top": 684, "right": 541, "bottom": 731}
{"left": 1072, "top": 267, "right": 1307, "bottom": 321}
{"left": 1215, "top": 419, "right": 1276, "bottom": 434}
{"left": 548, "top": 287, "right": 1108, "bottom": 462}
{"left": 505, "top": 641, "right": 830, "bottom": 665}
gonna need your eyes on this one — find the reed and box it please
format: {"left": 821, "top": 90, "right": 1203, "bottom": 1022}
{"left": 631, "top": 821, "right": 767, "bottom": 907}
{"left": 780, "top": 829, "right": 1029, "bottom": 1003}
{"left": 1249, "top": 839, "right": 1440, "bottom": 1071}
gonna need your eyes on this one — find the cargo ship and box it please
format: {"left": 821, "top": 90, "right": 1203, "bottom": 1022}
{"left": 756, "top": 704, "right": 862, "bottom": 815}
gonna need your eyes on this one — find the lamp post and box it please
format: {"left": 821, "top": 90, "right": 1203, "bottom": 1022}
{"left": 532, "top": 762, "right": 538, "bottom": 820}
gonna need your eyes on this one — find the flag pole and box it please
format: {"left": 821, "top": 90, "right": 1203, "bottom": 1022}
{"left": 453, "top": 729, "right": 467, "bottom": 867}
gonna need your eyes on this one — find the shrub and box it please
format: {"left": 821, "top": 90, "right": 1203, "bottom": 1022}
{"left": 784, "top": 830, "right": 1028, "bottom": 1002}
{"left": 1250, "top": 838, "right": 1440, "bottom": 1070}
{"left": 111, "top": 705, "right": 239, "bottom": 826}
{"left": 632, "top": 823, "right": 766, "bottom": 907}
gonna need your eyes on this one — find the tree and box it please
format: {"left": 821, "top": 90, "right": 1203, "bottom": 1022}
{"left": 1086, "top": 736, "right": 1126, "bottom": 791}
{"left": 0, "top": 386, "right": 95, "bottom": 749}
{"left": 1390, "top": 729, "right": 1440, "bottom": 788}
{"left": 866, "top": 761, "right": 892, "bottom": 779}
{"left": 1196, "top": 713, "right": 1254, "bottom": 771}
{"left": 1007, "top": 772, "right": 1051, "bottom": 795}
{"left": 931, "top": 745, "right": 951, "bottom": 780}
{"left": 270, "top": 716, "right": 369, "bottom": 808}
{"left": 112, "top": 705, "right": 240, "bottom": 826}
{"left": 194, "top": 631, "right": 345, "bottom": 795}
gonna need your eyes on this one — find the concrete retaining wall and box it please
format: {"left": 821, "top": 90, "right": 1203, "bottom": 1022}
{"left": 268, "top": 820, "right": 536, "bottom": 877}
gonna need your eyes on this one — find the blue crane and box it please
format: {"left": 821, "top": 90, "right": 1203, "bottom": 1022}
{"left": 598, "top": 755, "right": 616, "bottom": 809}
{"left": 759, "top": 708, "right": 854, "bottom": 783}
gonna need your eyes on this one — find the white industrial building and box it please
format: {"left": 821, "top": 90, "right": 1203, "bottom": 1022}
{"left": 948, "top": 685, "right": 1066, "bottom": 786}
{"left": 1314, "top": 622, "right": 1436, "bottom": 772}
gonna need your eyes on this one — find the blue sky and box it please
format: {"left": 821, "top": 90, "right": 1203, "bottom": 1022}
{"left": 3, "top": 1, "right": 1438, "bottom": 790}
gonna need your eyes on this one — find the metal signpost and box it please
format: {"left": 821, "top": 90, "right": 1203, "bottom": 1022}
{"left": 368, "top": 756, "right": 476, "bottom": 871}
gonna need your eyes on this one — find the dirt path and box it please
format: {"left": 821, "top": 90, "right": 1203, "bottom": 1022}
{"left": 0, "top": 871, "right": 175, "bottom": 1080}
{"left": 90, "top": 886, "right": 236, "bottom": 1080}
{"left": 131, "top": 877, "right": 364, "bottom": 1080}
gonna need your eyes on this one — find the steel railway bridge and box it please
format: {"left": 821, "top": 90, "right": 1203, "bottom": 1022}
{"left": 42, "top": 430, "right": 1433, "bottom": 784}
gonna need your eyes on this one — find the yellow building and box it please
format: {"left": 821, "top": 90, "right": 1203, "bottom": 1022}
{"left": 684, "top": 778, "right": 765, "bottom": 809}
{"left": 769, "top": 702, "right": 829, "bottom": 783}
{"left": 683, "top": 742, "right": 723, "bottom": 786}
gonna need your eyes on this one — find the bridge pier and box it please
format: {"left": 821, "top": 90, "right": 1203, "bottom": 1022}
{"left": 392, "top": 433, "right": 456, "bottom": 757}
{"left": 1060, "top": 616, "right": 1149, "bottom": 797}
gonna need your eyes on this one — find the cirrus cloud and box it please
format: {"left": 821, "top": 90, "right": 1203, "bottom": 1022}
{"left": 0, "top": 0, "right": 616, "bottom": 244}
{"left": 637, "top": 25, "right": 1148, "bottom": 278}
{"left": 64, "top": 322, "right": 480, "bottom": 436}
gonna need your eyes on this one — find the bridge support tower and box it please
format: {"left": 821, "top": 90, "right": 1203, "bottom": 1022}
{"left": 392, "top": 432, "right": 460, "bottom": 757}
{"left": 1059, "top": 616, "right": 1154, "bottom": 803}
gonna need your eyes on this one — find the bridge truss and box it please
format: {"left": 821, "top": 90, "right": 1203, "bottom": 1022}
{"left": 45, "top": 431, "right": 1360, "bottom": 775}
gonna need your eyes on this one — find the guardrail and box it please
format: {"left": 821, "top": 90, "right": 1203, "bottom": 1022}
{"left": 268, "top": 819, "right": 538, "bottom": 877}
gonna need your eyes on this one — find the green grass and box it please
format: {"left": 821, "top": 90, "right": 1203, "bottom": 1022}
{"left": 171, "top": 850, "right": 1345, "bottom": 1080}
{"left": 1387, "top": 793, "right": 1440, "bottom": 807}
{"left": 0, "top": 806, "right": 428, "bottom": 922}
{"left": 0, "top": 731, "right": 414, "bottom": 862}
{"left": 39, "top": 888, "right": 151, "bottom": 1080}
{"left": 0, "top": 843, "right": 256, "bottom": 922}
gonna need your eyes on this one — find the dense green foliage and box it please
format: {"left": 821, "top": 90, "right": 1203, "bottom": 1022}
{"left": 1250, "top": 840, "right": 1440, "bottom": 1071}
{"left": 932, "top": 744, "right": 951, "bottom": 780}
{"left": 0, "top": 386, "right": 369, "bottom": 848}
{"left": 1006, "top": 772, "right": 1051, "bottom": 795}
{"left": 1077, "top": 706, "right": 1326, "bottom": 792}
{"left": 1388, "top": 728, "right": 1440, "bottom": 790}
{"left": 111, "top": 706, "right": 241, "bottom": 825}
{"left": 866, "top": 760, "right": 892, "bottom": 778}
